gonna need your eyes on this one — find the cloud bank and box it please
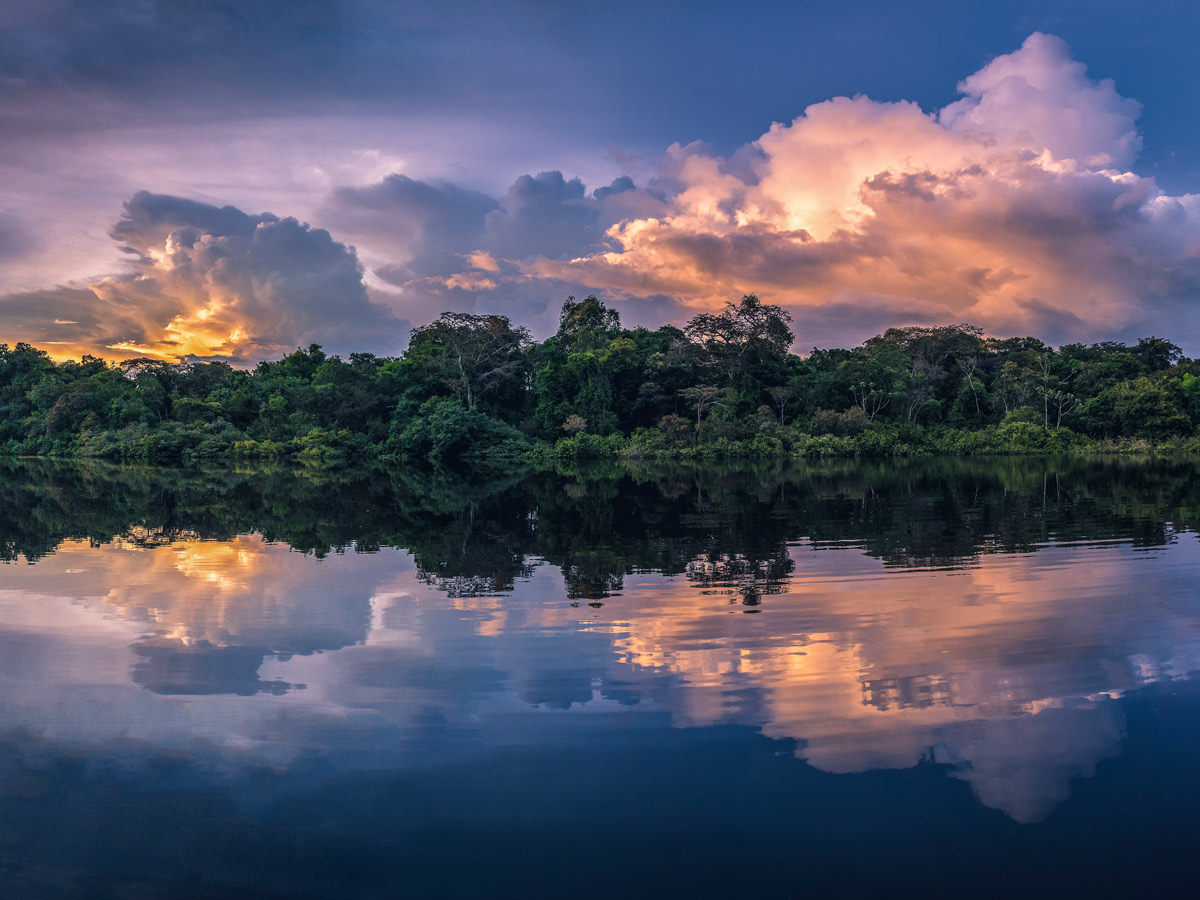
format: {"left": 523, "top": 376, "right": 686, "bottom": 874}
{"left": 7, "top": 191, "right": 408, "bottom": 363}
{"left": 4, "top": 32, "right": 1200, "bottom": 359}
{"left": 330, "top": 33, "right": 1200, "bottom": 349}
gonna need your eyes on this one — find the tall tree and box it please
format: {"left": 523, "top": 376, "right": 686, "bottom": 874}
{"left": 406, "top": 313, "right": 532, "bottom": 413}
{"left": 556, "top": 295, "right": 621, "bottom": 351}
{"left": 684, "top": 294, "right": 794, "bottom": 385}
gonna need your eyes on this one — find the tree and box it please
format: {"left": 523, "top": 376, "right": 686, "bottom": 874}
{"left": 1044, "top": 388, "right": 1078, "bottom": 429}
{"left": 118, "top": 358, "right": 186, "bottom": 423}
{"left": 957, "top": 356, "right": 983, "bottom": 417}
{"left": 873, "top": 324, "right": 983, "bottom": 369}
{"left": 866, "top": 324, "right": 984, "bottom": 424}
{"left": 684, "top": 294, "right": 794, "bottom": 385}
{"left": 556, "top": 295, "right": 621, "bottom": 351}
{"left": 767, "top": 381, "right": 803, "bottom": 426}
{"left": 679, "top": 385, "right": 731, "bottom": 426}
{"left": 407, "top": 313, "right": 531, "bottom": 413}
{"left": 531, "top": 296, "right": 638, "bottom": 437}
{"left": 1133, "top": 336, "right": 1183, "bottom": 373}
{"left": 995, "top": 360, "right": 1031, "bottom": 415}
{"left": 1105, "top": 377, "right": 1191, "bottom": 437}
{"left": 657, "top": 413, "right": 692, "bottom": 447}
{"left": 837, "top": 341, "right": 906, "bottom": 421}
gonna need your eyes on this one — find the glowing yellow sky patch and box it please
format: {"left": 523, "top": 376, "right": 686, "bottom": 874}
{"left": 105, "top": 341, "right": 178, "bottom": 361}
{"left": 160, "top": 300, "right": 245, "bottom": 359}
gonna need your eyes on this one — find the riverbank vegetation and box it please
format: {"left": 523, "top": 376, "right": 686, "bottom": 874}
{"left": 3, "top": 295, "right": 1200, "bottom": 469}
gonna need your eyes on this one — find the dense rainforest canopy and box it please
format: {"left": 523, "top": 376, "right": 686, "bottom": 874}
{"left": 3, "top": 294, "right": 1200, "bottom": 469}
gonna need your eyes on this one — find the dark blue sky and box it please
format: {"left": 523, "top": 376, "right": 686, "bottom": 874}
{"left": 603, "top": 1, "right": 1200, "bottom": 191}
{"left": 8, "top": 2, "right": 1196, "bottom": 183}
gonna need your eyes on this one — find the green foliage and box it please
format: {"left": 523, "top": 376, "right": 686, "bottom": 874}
{"left": 405, "top": 312, "right": 531, "bottom": 417}
{"left": 812, "top": 407, "right": 869, "bottom": 436}
{"left": 3, "top": 298, "right": 1200, "bottom": 471}
{"left": 391, "top": 397, "right": 530, "bottom": 469}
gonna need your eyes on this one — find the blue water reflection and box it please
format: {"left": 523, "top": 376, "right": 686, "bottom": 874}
{"left": 1, "top": 458, "right": 1199, "bottom": 897}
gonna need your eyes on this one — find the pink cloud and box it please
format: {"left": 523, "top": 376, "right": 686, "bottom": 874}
{"left": 509, "top": 34, "right": 1200, "bottom": 347}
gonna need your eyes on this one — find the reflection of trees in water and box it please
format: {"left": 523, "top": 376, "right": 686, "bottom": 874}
{"left": 418, "top": 569, "right": 536, "bottom": 599}
{"left": 5, "top": 456, "right": 1200, "bottom": 602}
{"left": 409, "top": 498, "right": 539, "bottom": 597}
{"left": 685, "top": 551, "right": 793, "bottom": 605}
{"left": 860, "top": 673, "right": 953, "bottom": 711}
{"left": 561, "top": 560, "right": 625, "bottom": 601}
{"left": 115, "top": 526, "right": 202, "bottom": 549}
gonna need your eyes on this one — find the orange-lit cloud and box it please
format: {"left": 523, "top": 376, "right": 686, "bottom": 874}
{"left": 4, "top": 192, "right": 410, "bottom": 364}
{"left": 515, "top": 34, "right": 1200, "bottom": 347}
{"left": 5, "top": 34, "right": 1200, "bottom": 357}
{"left": 4, "top": 527, "right": 1200, "bottom": 820}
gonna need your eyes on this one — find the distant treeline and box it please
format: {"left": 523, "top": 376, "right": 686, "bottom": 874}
{"left": 3, "top": 294, "right": 1200, "bottom": 468}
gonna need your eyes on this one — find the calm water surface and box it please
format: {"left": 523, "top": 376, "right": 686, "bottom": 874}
{"left": 1, "top": 457, "right": 1199, "bottom": 898}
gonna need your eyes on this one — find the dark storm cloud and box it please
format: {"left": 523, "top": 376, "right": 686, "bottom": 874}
{"left": 592, "top": 175, "right": 636, "bottom": 200}
{"left": 328, "top": 171, "right": 656, "bottom": 278}
{"left": 2, "top": 191, "right": 409, "bottom": 362}
{"left": 483, "top": 171, "right": 598, "bottom": 261}
{"left": 328, "top": 174, "right": 498, "bottom": 280}
{"left": 322, "top": 169, "right": 669, "bottom": 331}
{"left": 0, "top": 0, "right": 595, "bottom": 131}
{"left": 111, "top": 191, "right": 261, "bottom": 247}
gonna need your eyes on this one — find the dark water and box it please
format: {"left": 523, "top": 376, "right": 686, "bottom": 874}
{"left": 1, "top": 457, "right": 1199, "bottom": 898}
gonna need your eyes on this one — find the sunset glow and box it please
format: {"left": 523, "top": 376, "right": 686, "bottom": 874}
{"left": 4, "top": 7, "right": 1200, "bottom": 360}
{"left": 5, "top": 6, "right": 1200, "bottom": 892}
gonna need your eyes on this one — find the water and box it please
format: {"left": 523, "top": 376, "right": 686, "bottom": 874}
{"left": 1, "top": 457, "right": 1198, "bottom": 898}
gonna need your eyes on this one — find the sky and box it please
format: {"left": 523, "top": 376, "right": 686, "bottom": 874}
{"left": 2, "top": 0, "right": 1200, "bottom": 363}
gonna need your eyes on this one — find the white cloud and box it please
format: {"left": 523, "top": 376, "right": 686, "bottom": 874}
{"left": 495, "top": 33, "right": 1199, "bottom": 348}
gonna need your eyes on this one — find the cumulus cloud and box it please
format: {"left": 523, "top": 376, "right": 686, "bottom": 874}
{"left": 3, "top": 191, "right": 408, "bottom": 363}
{"left": 484, "top": 171, "right": 598, "bottom": 261}
{"left": 317, "top": 33, "right": 1199, "bottom": 349}
{"left": 323, "top": 169, "right": 669, "bottom": 332}
{"left": 940, "top": 33, "right": 1143, "bottom": 168}
{"left": 518, "top": 34, "right": 1198, "bottom": 347}
{"left": 7, "top": 32, "right": 1200, "bottom": 354}
{"left": 328, "top": 174, "right": 499, "bottom": 282}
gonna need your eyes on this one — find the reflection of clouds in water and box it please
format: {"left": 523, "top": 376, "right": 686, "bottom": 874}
{"left": 934, "top": 706, "right": 1126, "bottom": 825}
{"left": 99, "top": 535, "right": 379, "bottom": 655}
{"left": 132, "top": 638, "right": 296, "bottom": 696}
{"left": 0, "top": 536, "right": 409, "bottom": 698}
{"left": 601, "top": 539, "right": 1200, "bottom": 820}
{"left": 1, "top": 534, "right": 1199, "bottom": 822}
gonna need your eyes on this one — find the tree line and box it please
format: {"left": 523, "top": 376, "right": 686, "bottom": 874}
{"left": 3, "top": 294, "right": 1200, "bottom": 468}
